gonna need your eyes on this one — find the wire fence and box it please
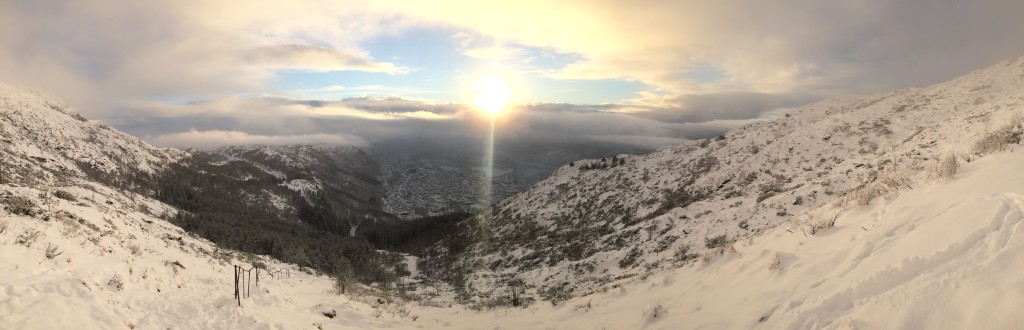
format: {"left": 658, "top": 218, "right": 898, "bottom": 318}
{"left": 266, "top": 268, "right": 297, "bottom": 279}
{"left": 233, "top": 265, "right": 259, "bottom": 307}
{"left": 233, "top": 265, "right": 316, "bottom": 307}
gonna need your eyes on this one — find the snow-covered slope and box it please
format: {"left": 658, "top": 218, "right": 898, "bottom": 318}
{"left": 436, "top": 56, "right": 1024, "bottom": 300}
{"left": 432, "top": 148, "right": 1024, "bottom": 329}
{"left": 0, "top": 172, "right": 420, "bottom": 329}
{"left": 5, "top": 130, "right": 1024, "bottom": 329}
{"left": 0, "top": 83, "right": 184, "bottom": 184}
{"left": 0, "top": 84, "right": 416, "bottom": 329}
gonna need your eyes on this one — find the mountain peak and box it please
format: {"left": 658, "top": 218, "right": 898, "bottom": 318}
{"left": 0, "top": 83, "right": 184, "bottom": 184}
{"left": 0, "top": 83, "right": 86, "bottom": 121}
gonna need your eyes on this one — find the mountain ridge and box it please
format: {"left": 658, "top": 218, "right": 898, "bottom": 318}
{"left": 0, "top": 83, "right": 185, "bottom": 186}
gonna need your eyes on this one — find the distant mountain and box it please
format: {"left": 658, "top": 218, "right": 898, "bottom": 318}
{"left": 371, "top": 138, "right": 652, "bottom": 219}
{"left": 423, "top": 56, "right": 1024, "bottom": 302}
{"left": 203, "top": 144, "right": 392, "bottom": 233}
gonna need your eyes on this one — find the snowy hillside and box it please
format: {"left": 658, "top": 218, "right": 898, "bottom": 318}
{"left": 0, "top": 83, "right": 184, "bottom": 184}
{"left": 434, "top": 56, "right": 1024, "bottom": 301}
{"left": 0, "top": 172, "right": 424, "bottom": 329}
{"left": 4, "top": 115, "right": 1024, "bottom": 329}
{"left": 435, "top": 149, "right": 1024, "bottom": 329}
{"left": 0, "top": 84, "right": 421, "bottom": 329}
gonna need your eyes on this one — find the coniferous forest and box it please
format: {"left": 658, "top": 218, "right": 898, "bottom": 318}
{"left": 79, "top": 150, "right": 474, "bottom": 286}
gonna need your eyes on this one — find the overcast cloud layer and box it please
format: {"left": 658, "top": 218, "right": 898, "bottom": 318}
{"left": 2, "top": 1, "right": 1024, "bottom": 150}
{"left": 113, "top": 98, "right": 725, "bottom": 150}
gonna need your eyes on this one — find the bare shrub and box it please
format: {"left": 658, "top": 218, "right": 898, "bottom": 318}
{"left": 618, "top": 247, "right": 642, "bottom": 268}
{"left": 108, "top": 274, "right": 124, "bottom": 291}
{"left": 768, "top": 253, "right": 783, "bottom": 272}
{"left": 933, "top": 154, "right": 960, "bottom": 179}
{"left": 52, "top": 190, "right": 76, "bottom": 201}
{"left": 660, "top": 187, "right": 708, "bottom": 212}
{"left": 877, "top": 172, "right": 912, "bottom": 191}
{"left": 418, "top": 300, "right": 452, "bottom": 308}
{"left": 372, "top": 304, "right": 384, "bottom": 318}
{"left": 809, "top": 212, "right": 841, "bottom": 235}
{"left": 45, "top": 243, "right": 64, "bottom": 259}
{"left": 16, "top": 228, "right": 41, "bottom": 247}
{"left": 128, "top": 244, "right": 142, "bottom": 256}
{"left": 643, "top": 303, "right": 667, "bottom": 320}
{"left": 574, "top": 299, "right": 593, "bottom": 312}
{"left": 395, "top": 305, "right": 414, "bottom": 320}
{"left": 674, "top": 245, "right": 698, "bottom": 262}
{"left": 704, "top": 235, "right": 728, "bottom": 249}
{"left": 973, "top": 115, "right": 1023, "bottom": 156}
{"left": 837, "top": 171, "right": 910, "bottom": 207}
{"left": 5, "top": 196, "right": 37, "bottom": 216}
{"left": 974, "top": 133, "right": 1009, "bottom": 155}
{"left": 59, "top": 225, "right": 77, "bottom": 238}
{"left": 0, "top": 218, "right": 9, "bottom": 234}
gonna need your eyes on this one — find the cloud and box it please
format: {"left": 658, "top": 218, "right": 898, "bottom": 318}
{"left": 297, "top": 85, "right": 348, "bottom": 93}
{"left": 117, "top": 96, "right": 723, "bottom": 151}
{"left": 377, "top": 0, "right": 1024, "bottom": 101}
{"left": 3, "top": 0, "right": 1024, "bottom": 152}
{"left": 461, "top": 46, "right": 525, "bottom": 60}
{"left": 0, "top": 1, "right": 409, "bottom": 116}
{"left": 241, "top": 44, "right": 407, "bottom": 73}
{"left": 149, "top": 129, "right": 368, "bottom": 150}
{"left": 632, "top": 92, "right": 817, "bottom": 124}
{"left": 502, "top": 103, "right": 725, "bottom": 142}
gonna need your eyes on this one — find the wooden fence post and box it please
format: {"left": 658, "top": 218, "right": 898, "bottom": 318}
{"left": 234, "top": 266, "right": 240, "bottom": 307}
{"left": 247, "top": 268, "right": 252, "bottom": 298}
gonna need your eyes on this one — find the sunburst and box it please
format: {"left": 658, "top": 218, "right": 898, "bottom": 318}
{"left": 474, "top": 76, "right": 511, "bottom": 115}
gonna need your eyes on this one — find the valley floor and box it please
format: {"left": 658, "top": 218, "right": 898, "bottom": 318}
{"left": 5, "top": 150, "right": 1024, "bottom": 329}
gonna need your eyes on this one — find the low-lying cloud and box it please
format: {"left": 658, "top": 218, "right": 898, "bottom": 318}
{"left": 149, "top": 129, "right": 369, "bottom": 150}
{"left": 118, "top": 96, "right": 726, "bottom": 151}
{"left": 635, "top": 92, "right": 816, "bottom": 124}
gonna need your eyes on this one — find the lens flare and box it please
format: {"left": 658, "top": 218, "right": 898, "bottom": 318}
{"left": 474, "top": 76, "right": 510, "bottom": 114}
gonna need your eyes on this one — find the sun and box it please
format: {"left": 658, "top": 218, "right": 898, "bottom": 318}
{"left": 474, "top": 76, "right": 511, "bottom": 114}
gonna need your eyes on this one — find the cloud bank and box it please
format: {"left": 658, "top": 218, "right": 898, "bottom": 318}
{"left": 150, "top": 130, "right": 369, "bottom": 150}
{"left": 126, "top": 97, "right": 724, "bottom": 151}
{"left": 2, "top": 1, "right": 1023, "bottom": 151}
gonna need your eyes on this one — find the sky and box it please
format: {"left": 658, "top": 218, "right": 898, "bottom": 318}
{"left": 2, "top": 1, "right": 1024, "bottom": 150}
